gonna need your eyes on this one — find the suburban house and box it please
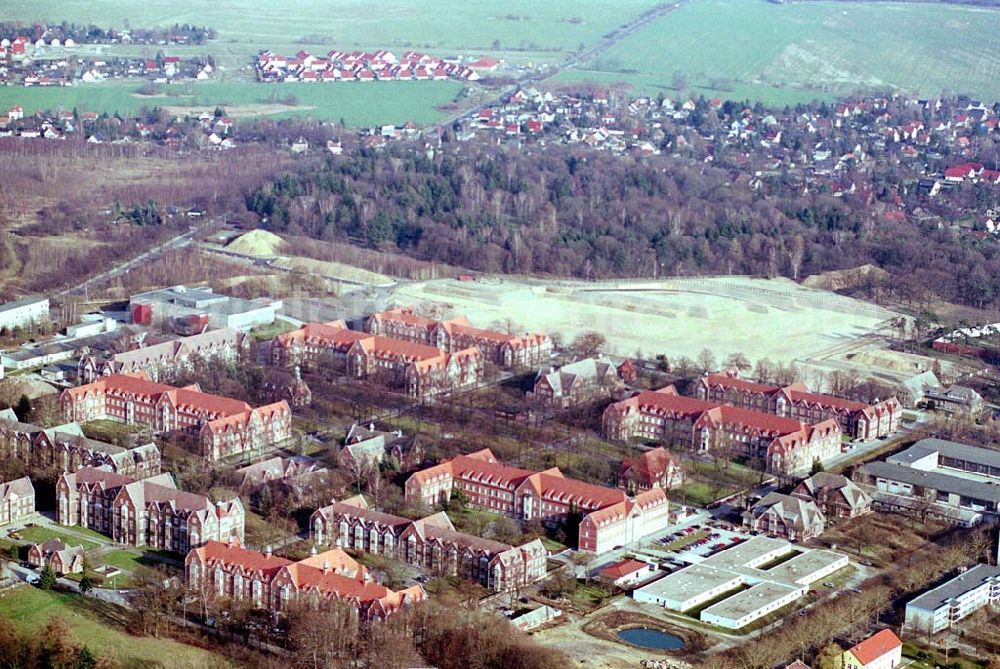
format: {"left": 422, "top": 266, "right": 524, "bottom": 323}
{"left": 0, "top": 476, "right": 34, "bottom": 526}
{"left": 61, "top": 373, "right": 291, "bottom": 461}
{"left": 185, "top": 539, "right": 425, "bottom": 623}
{"left": 744, "top": 492, "right": 827, "bottom": 541}
{"left": 599, "top": 559, "right": 656, "bottom": 589}
{"left": 527, "top": 356, "right": 623, "bottom": 407}
{"left": 856, "top": 438, "right": 1000, "bottom": 526}
{"left": 271, "top": 321, "right": 484, "bottom": 399}
{"left": 842, "top": 630, "right": 903, "bottom": 669}
{"left": 792, "top": 472, "right": 873, "bottom": 519}
{"left": 57, "top": 467, "right": 244, "bottom": 553}
{"left": 603, "top": 386, "right": 842, "bottom": 475}
{"left": 78, "top": 327, "right": 247, "bottom": 384}
{"left": 366, "top": 307, "right": 551, "bottom": 369}
{"left": 27, "top": 538, "right": 85, "bottom": 575}
{"left": 404, "top": 448, "right": 670, "bottom": 552}
{"left": 695, "top": 372, "right": 900, "bottom": 441}
{"left": 616, "top": 446, "right": 685, "bottom": 493}
{"left": 904, "top": 564, "right": 1000, "bottom": 634}
{"left": 310, "top": 495, "right": 546, "bottom": 592}
{"left": 0, "top": 414, "right": 161, "bottom": 479}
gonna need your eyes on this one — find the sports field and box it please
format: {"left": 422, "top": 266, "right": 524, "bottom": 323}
{"left": 562, "top": 0, "right": 1000, "bottom": 105}
{"left": 0, "top": 79, "right": 464, "bottom": 125}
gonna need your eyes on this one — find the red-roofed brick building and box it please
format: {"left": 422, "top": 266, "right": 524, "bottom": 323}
{"left": 366, "top": 307, "right": 551, "bottom": 369}
{"left": 696, "top": 372, "right": 900, "bottom": 441}
{"left": 603, "top": 386, "right": 842, "bottom": 475}
{"left": 271, "top": 321, "right": 484, "bottom": 398}
{"left": 57, "top": 467, "right": 243, "bottom": 552}
{"left": 617, "top": 446, "right": 685, "bottom": 493}
{"left": 405, "top": 449, "right": 670, "bottom": 552}
{"left": 310, "top": 495, "right": 546, "bottom": 592}
{"left": 61, "top": 373, "right": 291, "bottom": 461}
{"left": 186, "top": 539, "right": 425, "bottom": 623}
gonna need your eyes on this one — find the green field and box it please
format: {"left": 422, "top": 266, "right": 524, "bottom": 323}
{"left": 0, "top": 79, "right": 465, "bottom": 125}
{"left": 17, "top": 526, "right": 102, "bottom": 551}
{"left": 5, "top": 0, "right": 659, "bottom": 66}
{"left": 0, "top": 587, "right": 229, "bottom": 668}
{"left": 562, "top": 0, "right": 1000, "bottom": 105}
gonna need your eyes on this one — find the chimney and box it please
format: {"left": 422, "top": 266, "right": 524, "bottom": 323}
{"left": 265, "top": 545, "right": 272, "bottom": 558}
{"left": 310, "top": 545, "right": 318, "bottom": 556}
{"left": 322, "top": 560, "right": 330, "bottom": 574}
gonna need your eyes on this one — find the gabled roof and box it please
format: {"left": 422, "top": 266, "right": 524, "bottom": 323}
{"left": 600, "top": 558, "right": 648, "bottom": 580}
{"left": 189, "top": 539, "right": 291, "bottom": 577}
{"left": 846, "top": 630, "right": 902, "bottom": 666}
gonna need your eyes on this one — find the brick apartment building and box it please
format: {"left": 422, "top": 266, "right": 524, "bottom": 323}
{"left": 61, "top": 373, "right": 291, "bottom": 461}
{"left": 366, "top": 307, "right": 551, "bottom": 369}
{"left": 310, "top": 495, "right": 546, "bottom": 592}
{"left": 0, "top": 413, "right": 161, "bottom": 479}
{"left": 78, "top": 327, "right": 248, "bottom": 384}
{"left": 602, "top": 386, "right": 842, "bottom": 475}
{"left": 28, "top": 538, "right": 85, "bottom": 575}
{"left": 0, "top": 476, "right": 34, "bottom": 526}
{"left": 271, "top": 321, "right": 484, "bottom": 399}
{"left": 57, "top": 466, "right": 244, "bottom": 553}
{"left": 186, "top": 539, "right": 425, "bottom": 623}
{"left": 404, "top": 449, "right": 670, "bottom": 553}
{"left": 695, "top": 372, "right": 900, "bottom": 441}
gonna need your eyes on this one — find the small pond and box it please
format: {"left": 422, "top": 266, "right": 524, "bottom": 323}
{"left": 616, "top": 627, "right": 684, "bottom": 651}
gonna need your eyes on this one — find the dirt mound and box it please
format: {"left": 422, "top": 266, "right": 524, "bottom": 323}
{"left": 803, "top": 264, "right": 889, "bottom": 291}
{"left": 226, "top": 230, "right": 286, "bottom": 257}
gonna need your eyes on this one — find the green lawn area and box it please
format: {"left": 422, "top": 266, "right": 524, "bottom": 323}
{"left": 561, "top": 0, "right": 1000, "bottom": 105}
{"left": 250, "top": 318, "right": 299, "bottom": 342}
{"left": 669, "top": 457, "right": 762, "bottom": 507}
{"left": 17, "top": 526, "right": 102, "bottom": 551}
{"left": 903, "top": 643, "right": 986, "bottom": 669}
{"left": 82, "top": 418, "right": 145, "bottom": 444}
{"left": 0, "top": 587, "right": 229, "bottom": 668}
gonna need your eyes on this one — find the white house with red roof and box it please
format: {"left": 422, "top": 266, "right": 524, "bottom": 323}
{"left": 599, "top": 558, "right": 655, "bottom": 588}
{"left": 843, "top": 630, "right": 902, "bottom": 669}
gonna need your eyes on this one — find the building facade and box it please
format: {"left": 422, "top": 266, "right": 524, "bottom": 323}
{"left": 404, "top": 449, "right": 670, "bottom": 552}
{"left": 185, "top": 539, "right": 425, "bottom": 623}
{"left": 527, "top": 356, "right": 622, "bottom": 407}
{"left": 843, "top": 630, "right": 903, "bottom": 669}
{"left": 57, "top": 467, "right": 244, "bottom": 553}
{"left": 603, "top": 387, "right": 842, "bottom": 475}
{"left": 311, "top": 496, "right": 546, "bottom": 592}
{"left": 0, "top": 296, "right": 49, "bottom": 332}
{"left": 0, "top": 476, "right": 34, "bottom": 526}
{"left": 78, "top": 327, "right": 247, "bottom": 384}
{"left": 792, "top": 472, "right": 872, "bottom": 519}
{"left": 744, "top": 492, "right": 827, "bottom": 541}
{"left": 27, "top": 538, "right": 85, "bottom": 575}
{"left": 696, "top": 372, "right": 900, "bottom": 441}
{"left": 61, "top": 373, "right": 291, "bottom": 461}
{"left": 617, "top": 447, "right": 685, "bottom": 493}
{"left": 366, "top": 307, "right": 551, "bottom": 369}
{"left": 0, "top": 415, "right": 161, "bottom": 479}
{"left": 903, "top": 564, "right": 1000, "bottom": 634}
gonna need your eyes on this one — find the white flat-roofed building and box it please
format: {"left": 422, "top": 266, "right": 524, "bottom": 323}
{"left": 904, "top": 564, "right": 1000, "bottom": 634}
{"left": 700, "top": 535, "right": 793, "bottom": 570}
{"left": 765, "top": 550, "right": 850, "bottom": 586}
{"left": 701, "top": 580, "right": 805, "bottom": 629}
{"left": 633, "top": 564, "right": 744, "bottom": 611}
{"left": 0, "top": 297, "right": 48, "bottom": 332}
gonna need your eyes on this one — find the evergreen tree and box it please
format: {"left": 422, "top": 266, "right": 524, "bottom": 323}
{"left": 39, "top": 563, "right": 57, "bottom": 590}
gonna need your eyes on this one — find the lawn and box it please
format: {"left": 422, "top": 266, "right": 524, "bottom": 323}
{"left": 0, "top": 586, "right": 229, "bottom": 669}
{"left": 249, "top": 318, "right": 299, "bottom": 342}
{"left": 668, "top": 457, "right": 762, "bottom": 507}
{"left": 82, "top": 418, "right": 146, "bottom": 444}
{"left": 0, "top": 587, "right": 229, "bottom": 668}
{"left": 562, "top": 0, "right": 1000, "bottom": 105}
{"left": 17, "top": 526, "right": 102, "bottom": 551}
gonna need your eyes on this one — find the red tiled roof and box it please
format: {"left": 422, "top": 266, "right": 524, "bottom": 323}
{"left": 785, "top": 388, "right": 866, "bottom": 412}
{"left": 847, "top": 630, "right": 902, "bottom": 666}
{"left": 703, "top": 373, "right": 779, "bottom": 395}
{"left": 600, "top": 559, "right": 648, "bottom": 579}
{"left": 190, "top": 539, "right": 291, "bottom": 576}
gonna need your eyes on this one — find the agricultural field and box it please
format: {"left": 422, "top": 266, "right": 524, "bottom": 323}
{"left": 4, "top": 0, "right": 660, "bottom": 68}
{"left": 563, "top": 0, "right": 1000, "bottom": 105}
{"left": 0, "top": 587, "right": 230, "bottom": 668}
{"left": 0, "top": 79, "right": 465, "bottom": 125}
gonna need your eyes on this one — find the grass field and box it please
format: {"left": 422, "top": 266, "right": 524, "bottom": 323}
{"left": 17, "top": 526, "right": 102, "bottom": 551}
{"left": 563, "top": 0, "right": 1000, "bottom": 105}
{"left": 5, "top": 0, "right": 659, "bottom": 67}
{"left": 0, "top": 79, "right": 465, "bottom": 125}
{"left": 0, "top": 587, "right": 229, "bottom": 668}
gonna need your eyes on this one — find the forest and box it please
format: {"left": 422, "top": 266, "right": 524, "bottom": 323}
{"left": 245, "top": 144, "right": 1000, "bottom": 310}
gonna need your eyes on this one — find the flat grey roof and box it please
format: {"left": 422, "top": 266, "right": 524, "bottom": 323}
{"left": 764, "top": 550, "right": 849, "bottom": 584}
{"left": 700, "top": 536, "right": 792, "bottom": 570}
{"left": 863, "top": 461, "right": 1000, "bottom": 504}
{"left": 701, "top": 581, "right": 802, "bottom": 622}
{"left": 635, "top": 564, "right": 743, "bottom": 603}
{"left": 891, "top": 438, "right": 1000, "bottom": 471}
{"left": 907, "top": 564, "right": 1000, "bottom": 612}
{"left": 0, "top": 296, "right": 47, "bottom": 314}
